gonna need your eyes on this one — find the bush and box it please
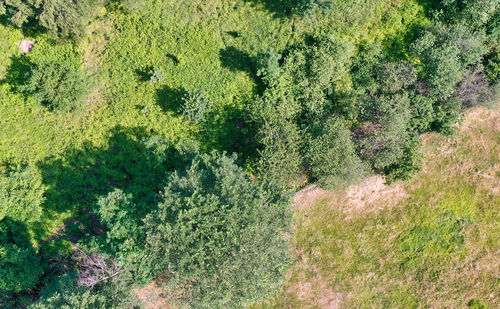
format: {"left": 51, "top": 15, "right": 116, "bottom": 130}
{"left": 306, "top": 117, "right": 366, "bottom": 189}
{"left": 0, "top": 165, "right": 44, "bottom": 222}
{"left": 0, "top": 219, "right": 43, "bottom": 293}
{"left": 384, "top": 137, "right": 423, "bottom": 182}
{"left": 0, "top": 243, "right": 42, "bottom": 292}
{"left": 97, "top": 189, "right": 141, "bottom": 257}
{"left": 182, "top": 90, "right": 211, "bottom": 123}
{"left": 30, "top": 272, "right": 140, "bottom": 309}
{"left": 144, "top": 152, "right": 291, "bottom": 308}
{"left": 19, "top": 57, "right": 89, "bottom": 111}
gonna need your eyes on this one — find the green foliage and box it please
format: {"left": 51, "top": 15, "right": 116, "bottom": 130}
{"left": 384, "top": 137, "right": 423, "bottom": 182}
{"left": 18, "top": 56, "right": 89, "bottom": 111}
{"left": 426, "top": 0, "right": 498, "bottom": 29}
{"left": 37, "top": 0, "right": 100, "bottom": 40}
{"left": 0, "top": 0, "right": 498, "bottom": 306}
{"left": 356, "top": 94, "right": 413, "bottom": 170}
{"left": 468, "top": 299, "right": 488, "bottom": 309}
{"left": 0, "top": 165, "right": 44, "bottom": 222}
{"left": 0, "top": 219, "right": 43, "bottom": 293}
{"left": 182, "top": 90, "right": 211, "bottom": 124}
{"left": 0, "top": 243, "right": 42, "bottom": 292}
{"left": 30, "top": 272, "right": 140, "bottom": 309}
{"left": 97, "top": 189, "right": 141, "bottom": 256}
{"left": 144, "top": 151, "right": 291, "bottom": 307}
{"left": 411, "top": 24, "right": 487, "bottom": 101}
{"left": 306, "top": 117, "right": 366, "bottom": 189}
{"left": 0, "top": 0, "right": 104, "bottom": 39}
{"left": 0, "top": 0, "right": 40, "bottom": 27}
{"left": 485, "top": 49, "right": 500, "bottom": 83}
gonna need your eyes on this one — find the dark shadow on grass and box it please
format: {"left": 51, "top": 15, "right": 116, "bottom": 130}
{"left": 0, "top": 14, "right": 46, "bottom": 38}
{"left": 219, "top": 46, "right": 267, "bottom": 94}
{"left": 219, "top": 46, "right": 255, "bottom": 73}
{"left": 244, "top": 0, "right": 300, "bottom": 18}
{"left": 200, "top": 105, "right": 259, "bottom": 165}
{"left": 3, "top": 55, "right": 32, "bottom": 90}
{"left": 37, "top": 126, "right": 179, "bottom": 225}
{"left": 135, "top": 66, "right": 154, "bottom": 82}
{"left": 156, "top": 85, "right": 186, "bottom": 114}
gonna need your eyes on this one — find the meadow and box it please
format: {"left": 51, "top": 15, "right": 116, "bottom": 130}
{"left": 266, "top": 101, "right": 500, "bottom": 308}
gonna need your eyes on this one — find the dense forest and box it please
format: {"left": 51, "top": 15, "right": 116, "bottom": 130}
{"left": 0, "top": 0, "right": 498, "bottom": 308}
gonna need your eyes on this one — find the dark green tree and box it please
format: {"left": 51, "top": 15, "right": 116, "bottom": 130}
{"left": 0, "top": 0, "right": 40, "bottom": 27}
{"left": 97, "top": 189, "right": 142, "bottom": 258}
{"left": 144, "top": 152, "right": 291, "bottom": 308}
{"left": 0, "top": 219, "right": 43, "bottom": 293}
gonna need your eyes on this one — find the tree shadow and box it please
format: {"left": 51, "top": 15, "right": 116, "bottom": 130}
{"left": 219, "top": 46, "right": 255, "bottom": 73}
{"left": 219, "top": 46, "right": 267, "bottom": 94}
{"left": 200, "top": 105, "right": 259, "bottom": 164}
{"left": 0, "top": 14, "right": 46, "bottom": 38}
{"left": 244, "top": 0, "right": 300, "bottom": 18}
{"left": 135, "top": 66, "right": 154, "bottom": 82}
{"left": 36, "top": 126, "right": 190, "bottom": 224}
{"left": 3, "top": 55, "right": 32, "bottom": 90}
{"left": 156, "top": 85, "right": 186, "bottom": 114}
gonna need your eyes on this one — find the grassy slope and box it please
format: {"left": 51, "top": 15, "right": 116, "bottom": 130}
{"left": 260, "top": 103, "right": 500, "bottom": 308}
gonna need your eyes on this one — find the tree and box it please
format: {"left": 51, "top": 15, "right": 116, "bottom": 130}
{"left": 0, "top": 165, "right": 44, "bottom": 222}
{"left": 383, "top": 137, "right": 423, "bottom": 182}
{"left": 97, "top": 189, "right": 142, "bottom": 258}
{"left": 30, "top": 272, "right": 140, "bottom": 309}
{"left": 19, "top": 57, "right": 89, "bottom": 111}
{"left": 144, "top": 152, "right": 291, "bottom": 308}
{"left": 0, "top": 0, "right": 103, "bottom": 39}
{"left": 355, "top": 94, "right": 413, "bottom": 170}
{"left": 457, "top": 68, "right": 492, "bottom": 107}
{"left": 411, "top": 24, "right": 488, "bottom": 101}
{"left": 306, "top": 117, "right": 366, "bottom": 189}
{"left": 0, "top": 0, "right": 40, "bottom": 28}
{"left": 0, "top": 219, "right": 43, "bottom": 293}
{"left": 0, "top": 243, "right": 42, "bottom": 292}
{"left": 427, "top": 0, "right": 498, "bottom": 29}
{"left": 296, "top": 0, "right": 333, "bottom": 16}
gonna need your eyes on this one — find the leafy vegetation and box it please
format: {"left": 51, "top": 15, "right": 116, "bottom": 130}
{"left": 0, "top": 0, "right": 498, "bottom": 307}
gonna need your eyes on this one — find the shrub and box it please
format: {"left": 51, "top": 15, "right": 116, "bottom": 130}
{"left": 97, "top": 189, "right": 141, "bottom": 257}
{"left": 306, "top": 117, "right": 366, "bottom": 189}
{"left": 0, "top": 165, "right": 44, "bottom": 222}
{"left": 384, "top": 137, "right": 423, "bottom": 182}
{"left": 182, "top": 90, "right": 211, "bottom": 123}
{"left": 457, "top": 69, "right": 492, "bottom": 108}
{"left": 0, "top": 0, "right": 103, "bottom": 39}
{"left": 19, "top": 57, "right": 89, "bottom": 111}
{"left": 144, "top": 152, "right": 291, "bottom": 308}
{"left": 0, "top": 219, "right": 43, "bottom": 293}
{"left": 30, "top": 272, "right": 140, "bottom": 309}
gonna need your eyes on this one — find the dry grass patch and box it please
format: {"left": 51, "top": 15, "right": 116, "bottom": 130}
{"left": 267, "top": 103, "right": 500, "bottom": 309}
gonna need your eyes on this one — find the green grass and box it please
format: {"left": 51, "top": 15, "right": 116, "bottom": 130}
{"left": 0, "top": 0, "right": 431, "bottom": 248}
{"left": 262, "top": 105, "right": 500, "bottom": 308}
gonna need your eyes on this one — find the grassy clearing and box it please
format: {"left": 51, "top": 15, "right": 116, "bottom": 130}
{"left": 260, "top": 103, "right": 500, "bottom": 308}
